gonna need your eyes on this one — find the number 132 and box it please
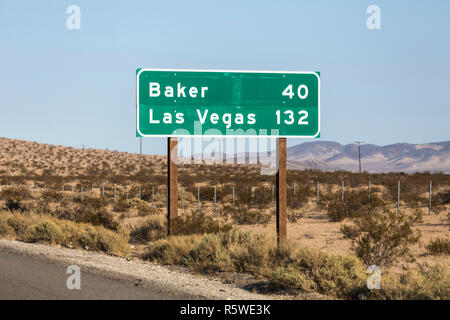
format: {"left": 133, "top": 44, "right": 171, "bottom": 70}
{"left": 275, "top": 110, "right": 309, "bottom": 125}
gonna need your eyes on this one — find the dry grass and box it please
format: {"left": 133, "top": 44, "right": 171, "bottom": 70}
{"left": 143, "top": 229, "right": 449, "bottom": 299}
{"left": 0, "top": 209, "right": 130, "bottom": 256}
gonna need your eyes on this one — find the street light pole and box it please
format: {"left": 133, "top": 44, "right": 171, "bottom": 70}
{"left": 355, "top": 141, "right": 364, "bottom": 173}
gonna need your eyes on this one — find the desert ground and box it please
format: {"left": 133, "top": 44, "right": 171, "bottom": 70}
{"left": 0, "top": 137, "right": 449, "bottom": 299}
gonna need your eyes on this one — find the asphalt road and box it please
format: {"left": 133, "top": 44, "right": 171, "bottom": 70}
{"left": 0, "top": 250, "right": 195, "bottom": 300}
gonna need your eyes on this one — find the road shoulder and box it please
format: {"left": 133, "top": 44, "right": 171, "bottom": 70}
{"left": 0, "top": 239, "right": 278, "bottom": 300}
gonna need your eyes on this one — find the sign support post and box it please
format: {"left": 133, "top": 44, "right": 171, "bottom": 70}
{"left": 167, "top": 137, "right": 178, "bottom": 234}
{"left": 276, "top": 138, "right": 287, "bottom": 246}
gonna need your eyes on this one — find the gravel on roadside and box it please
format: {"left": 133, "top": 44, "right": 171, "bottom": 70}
{"left": 0, "top": 239, "right": 282, "bottom": 300}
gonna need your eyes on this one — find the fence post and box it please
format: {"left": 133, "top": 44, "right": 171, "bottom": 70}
{"left": 152, "top": 186, "right": 155, "bottom": 206}
{"left": 341, "top": 181, "right": 344, "bottom": 201}
{"left": 214, "top": 186, "right": 216, "bottom": 211}
{"left": 44, "top": 185, "right": 47, "bottom": 193}
{"left": 429, "top": 181, "right": 432, "bottom": 215}
{"left": 138, "top": 187, "right": 141, "bottom": 200}
{"left": 181, "top": 187, "right": 184, "bottom": 210}
{"left": 397, "top": 180, "right": 400, "bottom": 213}
{"left": 197, "top": 186, "right": 200, "bottom": 209}
{"left": 71, "top": 186, "right": 74, "bottom": 202}
{"left": 316, "top": 181, "right": 319, "bottom": 203}
{"left": 232, "top": 186, "right": 235, "bottom": 207}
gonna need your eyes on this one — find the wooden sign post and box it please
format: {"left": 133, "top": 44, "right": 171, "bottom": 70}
{"left": 167, "top": 137, "right": 178, "bottom": 234}
{"left": 276, "top": 138, "right": 287, "bottom": 246}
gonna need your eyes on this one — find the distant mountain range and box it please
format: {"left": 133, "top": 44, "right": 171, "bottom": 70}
{"left": 193, "top": 140, "right": 450, "bottom": 173}
{"left": 286, "top": 141, "right": 450, "bottom": 173}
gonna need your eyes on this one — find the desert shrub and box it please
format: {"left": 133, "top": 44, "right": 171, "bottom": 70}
{"left": 267, "top": 266, "right": 318, "bottom": 293}
{"left": 288, "top": 210, "right": 304, "bottom": 223}
{"left": 22, "top": 221, "right": 65, "bottom": 244}
{"left": 287, "top": 184, "right": 311, "bottom": 209}
{"left": 323, "top": 190, "right": 385, "bottom": 222}
{"left": 0, "top": 212, "right": 14, "bottom": 236}
{"left": 194, "top": 185, "right": 227, "bottom": 203}
{"left": 6, "top": 213, "right": 40, "bottom": 236}
{"left": 55, "top": 204, "right": 118, "bottom": 231}
{"left": 340, "top": 209, "right": 422, "bottom": 267}
{"left": 0, "top": 186, "right": 31, "bottom": 201}
{"left": 401, "top": 188, "right": 427, "bottom": 207}
{"left": 267, "top": 247, "right": 366, "bottom": 298}
{"left": 225, "top": 204, "right": 272, "bottom": 225}
{"left": 252, "top": 186, "right": 272, "bottom": 209}
{"left": 236, "top": 186, "right": 253, "bottom": 206}
{"left": 41, "top": 189, "right": 63, "bottom": 202}
{"left": 114, "top": 198, "right": 154, "bottom": 216}
{"left": 426, "top": 238, "right": 450, "bottom": 256}
{"left": 325, "top": 200, "right": 347, "bottom": 222}
{"left": 0, "top": 210, "right": 130, "bottom": 256}
{"left": 58, "top": 221, "right": 130, "bottom": 256}
{"left": 84, "top": 208, "right": 118, "bottom": 230}
{"left": 143, "top": 227, "right": 448, "bottom": 299}
{"left": 130, "top": 215, "right": 167, "bottom": 243}
{"left": 434, "top": 189, "right": 450, "bottom": 205}
{"left": 144, "top": 229, "right": 291, "bottom": 274}
{"left": 172, "top": 210, "right": 232, "bottom": 236}
{"left": 144, "top": 229, "right": 367, "bottom": 298}
{"left": 341, "top": 224, "right": 359, "bottom": 239}
{"left": 369, "top": 263, "right": 450, "bottom": 300}
{"left": 4, "top": 199, "right": 26, "bottom": 212}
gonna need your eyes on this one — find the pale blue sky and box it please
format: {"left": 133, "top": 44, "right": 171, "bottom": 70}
{"left": 0, "top": 0, "right": 449, "bottom": 155}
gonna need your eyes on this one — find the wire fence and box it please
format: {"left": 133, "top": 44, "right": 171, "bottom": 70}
{"left": 0, "top": 179, "right": 445, "bottom": 215}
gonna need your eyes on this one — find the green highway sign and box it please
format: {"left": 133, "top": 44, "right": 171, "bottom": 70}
{"left": 136, "top": 69, "right": 320, "bottom": 138}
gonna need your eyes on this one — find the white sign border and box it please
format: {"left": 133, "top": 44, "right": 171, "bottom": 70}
{"left": 136, "top": 68, "right": 320, "bottom": 138}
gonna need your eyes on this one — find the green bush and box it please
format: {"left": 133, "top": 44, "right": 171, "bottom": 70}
{"left": 324, "top": 190, "right": 385, "bottom": 222}
{"left": 340, "top": 209, "right": 422, "bottom": 267}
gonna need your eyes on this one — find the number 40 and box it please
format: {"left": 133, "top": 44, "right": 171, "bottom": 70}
{"left": 282, "top": 84, "right": 308, "bottom": 99}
